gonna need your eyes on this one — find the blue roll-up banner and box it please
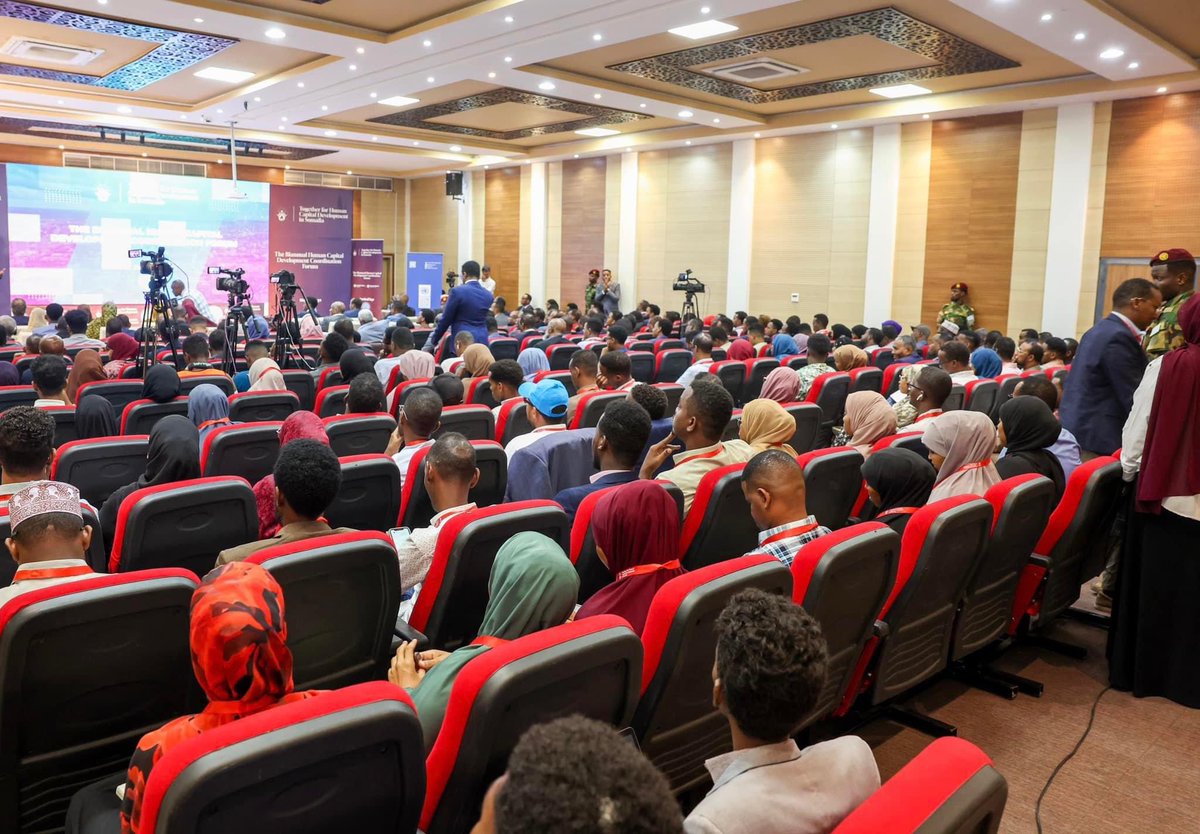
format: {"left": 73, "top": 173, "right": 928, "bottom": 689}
{"left": 406, "top": 251, "right": 443, "bottom": 312}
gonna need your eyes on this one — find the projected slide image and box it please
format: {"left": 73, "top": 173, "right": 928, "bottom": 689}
{"left": 5, "top": 164, "right": 269, "bottom": 307}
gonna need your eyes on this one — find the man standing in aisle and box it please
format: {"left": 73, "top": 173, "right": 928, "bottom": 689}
{"left": 596, "top": 268, "right": 622, "bottom": 316}
{"left": 937, "top": 282, "right": 976, "bottom": 333}
{"left": 1143, "top": 248, "right": 1196, "bottom": 359}
{"left": 480, "top": 264, "right": 497, "bottom": 294}
{"left": 426, "top": 260, "right": 492, "bottom": 357}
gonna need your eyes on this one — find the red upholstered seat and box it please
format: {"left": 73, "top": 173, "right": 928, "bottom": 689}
{"left": 548, "top": 342, "right": 580, "bottom": 370}
{"left": 786, "top": 355, "right": 807, "bottom": 371}
{"left": 848, "top": 366, "right": 883, "bottom": 394}
{"left": 796, "top": 447, "right": 866, "bottom": 530}
{"left": 313, "top": 383, "right": 351, "bottom": 418}
{"left": 464, "top": 377, "right": 498, "bottom": 408}
{"left": 634, "top": 556, "right": 791, "bottom": 791}
{"left": 421, "top": 616, "right": 641, "bottom": 834}
{"left": 743, "top": 357, "right": 780, "bottom": 401}
{"left": 629, "top": 350, "right": 655, "bottom": 383}
{"left": 873, "top": 348, "right": 894, "bottom": 370}
{"left": 179, "top": 374, "right": 234, "bottom": 398}
{"left": 200, "top": 421, "right": 283, "bottom": 482}
{"left": 228, "top": 389, "right": 300, "bottom": 422}
{"left": 677, "top": 463, "right": 758, "bottom": 570}
{"left": 408, "top": 500, "right": 569, "bottom": 650}
{"left": 281, "top": 369, "right": 317, "bottom": 411}
{"left": 0, "top": 570, "right": 199, "bottom": 833}
{"left": 488, "top": 337, "right": 519, "bottom": 362}
{"left": 494, "top": 397, "right": 531, "bottom": 445}
{"left": 248, "top": 531, "right": 401, "bottom": 689}
{"left": 325, "top": 454, "right": 401, "bottom": 532}
{"left": 882, "top": 363, "right": 908, "bottom": 397}
{"left": 832, "top": 737, "right": 1007, "bottom": 834}
{"left": 108, "top": 476, "right": 257, "bottom": 575}
{"left": 532, "top": 369, "right": 576, "bottom": 395}
{"left": 710, "top": 360, "right": 746, "bottom": 405}
{"left": 654, "top": 349, "right": 693, "bottom": 384}
{"left": 52, "top": 435, "right": 150, "bottom": 507}
{"left": 398, "top": 439, "right": 507, "bottom": 529}
{"left": 323, "top": 412, "right": 396, "bottom": 456}
{"left": 965, "top": 379, "right": 1000, "bottom": 417}
{"left": 134, "top": 682, "right": 425, "bottom": 834}
{"left": 120, "top": 397, "right": 189, "bottom": 435}
{"left": 75, "top": 379, "right": 144, "bottom": 413}
{"left": 519, "top": 334, "right": 540, "bottom": 351}
{"left": 568, "top": 390, "right": 625, "bottom": 429}
{"left": 654, "top": 339, "right": 686, "bottom": 353}
{"left": 437, "top": 403, "right": 495, "bottom": 441}
{"left": 316, "top": 365, "right": 343, "bottom": 391}
{"left": 653, "top": 382, "right": 684, "bottom": 416}
{"left": 781, "top": 401, "right": 823, "bottom": 453}
{"left": 869, "top": 432, "right": 926, "bottom": 455}
{"left": 42, "top": 404, "right": 78, "bottom": 446}
{"left": 388, "top": 378, "right": 431, "bottom": 419}
{"left": 385, "top": 364, "right": 405, "bottom": 393}
{"left": 789, "top": 523, "right": 900, "bottom": 726}
{"left": 805, "top": 372, "right": 851, "bottom": 444}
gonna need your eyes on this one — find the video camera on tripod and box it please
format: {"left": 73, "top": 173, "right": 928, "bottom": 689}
{"left": 129, "top": 246, "right": 178, "bottom": 373}
{"left": 268, "top": 269, "right": 316, "bottom": 370}
{"left": 208, "top": 266, "right": 250, "bottom": 297}
{"left": 673, "top": 268, "right": 705, "bottom": 319}
{"left": 129, "top": 247, "right": 173, "bottom": 294}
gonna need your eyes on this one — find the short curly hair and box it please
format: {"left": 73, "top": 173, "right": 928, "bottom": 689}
{"left": 0, "top": 406, "right": 55, "bottom": 474}
{"left": 31, "top": 355, "right": 69, "bottom": 396}
{"left": 345, "top": 373, "right": 385, "bottom": 414}
{"left": 628, "top": 383, "right": 667, "bottom": 421}
{"left": 273, "top": 439, "right": 341, "bottom": 519}
{"left": 715, "top": 589, "right": 828, "bottom": 741}
{"left": 496, "top": 716, "right": 682, "bottom": 834}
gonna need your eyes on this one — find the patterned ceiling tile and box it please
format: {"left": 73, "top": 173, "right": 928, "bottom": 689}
{"left": 0, "top": 116, "right": 333, "bottom": 160}
{"left": 367, "top": 87, "right": 653, "bottom": 140}
{"left": 0, "top": 0, "right": 236, "bottom": 91}
{"left": 608, "top": 7, "right": 1019, "bottom": 105}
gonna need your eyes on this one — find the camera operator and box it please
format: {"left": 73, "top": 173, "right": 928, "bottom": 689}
{"left": 245, "top": 304, "right": 270, "bottom": 340}
{"left": 166, "top": 279, "right": 213, "bottom": 322}
{"left": 426, "top": 260, "right": 492, "bottom": 357}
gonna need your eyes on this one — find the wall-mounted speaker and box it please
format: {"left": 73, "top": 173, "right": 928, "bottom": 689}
{"left": 445, "top": 171, "right": 464, "bottom": 198}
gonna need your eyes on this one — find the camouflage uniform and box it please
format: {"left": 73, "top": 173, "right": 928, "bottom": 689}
{"left": 1143, "top": 290, "right": 1194, "bottom": 359}
{"left": 584, "top": 282, "right": 598, "bottom": 310}
{"left": 937, "top": 301, "right": 976, "bottom": 331}
{"left": 795, "top": 363, "right": 834, "bottom": 400}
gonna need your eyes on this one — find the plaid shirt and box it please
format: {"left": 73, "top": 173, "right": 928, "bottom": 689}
{"left": 746, "top": 516, "right": 832, "bottom": 568}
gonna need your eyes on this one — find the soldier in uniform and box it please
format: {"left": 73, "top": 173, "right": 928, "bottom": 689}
{"left": 937, "top": 282, "right": 976, "bottom": 332}
{"left": 1143, "top": 248, "right": 1196, "bottom": 359}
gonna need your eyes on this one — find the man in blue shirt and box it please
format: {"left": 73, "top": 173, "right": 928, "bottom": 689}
{"left": 426, "top": 260, "right": 492, "bottom": 356}
{"left": 553, "top": 399, "right": 649, "bottom": 522}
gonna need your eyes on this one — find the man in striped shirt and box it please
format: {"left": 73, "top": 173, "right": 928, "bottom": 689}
{"left": 741, "top": 450, "right": 831, "bottom": 567}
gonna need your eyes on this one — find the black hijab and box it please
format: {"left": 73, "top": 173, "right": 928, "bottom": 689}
{"left": 142, "top": 364, "right": 181, "bottom": 403}
{"left": 996, "top": 397, "right": 1065, "bottom": 500}
{"left": 75, "top": 396, "right": 118, "bottom": 440}
{"left": 339, "top": 348, "right": 374, "bottom": 383}
{"left": 861, "top": 448, "right": 937, "bottom": 536}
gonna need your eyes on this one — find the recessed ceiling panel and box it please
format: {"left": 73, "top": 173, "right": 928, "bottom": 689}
{"left": 427, "top": 101, "right": 585, "bottom": 132}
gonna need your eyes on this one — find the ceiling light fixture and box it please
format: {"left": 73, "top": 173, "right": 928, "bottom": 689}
{"left": 426, "top": 76, "right": 435, "bottom": 83}
{"left": 669, "top": 20, "right": 738, "bottom": 40}
{"left": 504, "top": 56, "right": 513, "bottom": 63}
{"left": 346, "top": 170, "right": 352, "bottom": 175}
{"left": 625, "top": 147, "right": 632, "bottom": 152}
{"left": 142, "top": 152, "right": 147, "bottom": 157}
{"left": 194, "top": 67, "right": 255, "bottom": 83}
{"left": 573, "top": 154, "right": 580, "bottom": 158}
{"left": 1127, "top": 61, "right": 1140, "bottom": 69}
{"left": 117, "top": 105, "right": 131, "bottom": 113}
{"left": 922, "top": 113, "right": 930, "bottom": 119}
{"left": 356, "top": 47, "right": 365, "bottom": 54}
{"left": 575, "top": 127, "right": 619, "bottom": 137}
{"left": 488, "top": 72, "right": 496, "bottom": 78}
{"left": 321, "top": 105, "right": 328, "bottom": 110}
{"left": 180, "top": 114, "right": 188, "bottom": 119}
{"left": 593, "top": 93, "right": 602, "bottom": 99}
{"left": 216, "top": 108, "right": 223, "bottom": 113}
{"left": 1040, "top": 13, "right": 1052, "bottom": 22}
{"left": 1073, "top": 32, "right": 1086, "bottom": 41}
{"left": 639, "top": 103, "right": 647, "bottom": 108}
{"left": 1157, "top": 86, "right": 1168, "bottom": 93}
{"left": 830, "top": 123, "right": 839, "bottom": 129}
{"left": 538, "top": 81, "right": 556, "bottom": 90}
{"left": 413, "top": 141, "right": 420, "bottom": 146}
{"left": 369, "top": 92, "right": 377, "bottom": 98}
{"left": 423, "top": 39, "right": 432, "bottom": 47}
{"left": 379, "top": 95, "right": 420, "bottom": 106}
{"left": 58, "top": 144, "right": 64, "bottom": 149}
{"left": 348, "top": 64, "right": 357, "bottom": 71}
{"left": 678, "top": 109, "right": 694, "bottom": 118}
{"left": 193, "top": 17, "right": 204, "bottom": 23}
{"left": 869, "top": 83, "right": 932, "bottom": 98}
{"left": 324, "top": 130, "right": 337, "bottom": 136}
{"left": 753, "top": 132, "right": 760, "bottom": 138}
{"left": 450, "top": 145, "right": 462, "bottom": 151}
{"left": 253, "top": 96, "right": 261, "bottom": 102}
{"left": 685, "top": 140, "right": 692, "bottom": 145}
{"left": 1099, "top": 47, "right": 1124, "bottom": 60}
{"left": 592, "top": 33, "right": 603, "bottom": 41}
{"left": 97, "top": 0, "right": 107, "bottom": 5}
{"left": 504, "top": 15, "right": 513, "bottom": 23}
{"left": 264, "top": 27, "right": 285, "bottom": 39}
{"left": 281, "top": 116, "right": 288, "bottom": 121}
{"left": 297, "top": 82, "right": 304, "bottom": 88}
{"left": 701, "top": 6, "right": 711, "bottom": 14}
{"left": 712, "top": 118, "right": 720, "bottom": 123}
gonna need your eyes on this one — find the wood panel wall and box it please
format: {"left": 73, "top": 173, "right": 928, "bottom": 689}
{"left": 560, "top": 157, "right": 607, "bottom": 310}
{"left": 484, "top": 167, "right": 521, "bottom": 304}
{"left": 409, "top": 176, "right": 458, "bottom": 276}
{"left": 1101, "top": 91, "right": 1200, "bottom": 258}
{"left": 922, "top": 113, "right": 1023, "bottom": 330}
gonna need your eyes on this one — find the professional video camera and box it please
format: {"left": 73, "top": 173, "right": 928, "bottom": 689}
{"left": 672, "top": 268, "right": 705, "bottom": 294}
{"left": 208, "top": 266, "right": 250, "bottom": 297}
{"left": 445, "top": 270, "right": 459, "bottom": 289}
{"left": 129, "top": 246, "right": 173, "bottom": 291}
{"left": 270, "top": 269, "right": 299, "bottom": 301}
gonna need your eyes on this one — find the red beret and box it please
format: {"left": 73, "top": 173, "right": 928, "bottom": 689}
{"left": 951, "top": 282, "right": 968, "bottom": 292}
{"left": 1151, "top": 248, "right": 1195, "bottom": 266}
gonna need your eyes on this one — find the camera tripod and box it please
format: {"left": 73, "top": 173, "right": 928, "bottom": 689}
{"left": 681, "top": 290, "right": 700, "bottom": 321}
{"left": 270, "top": 290, "right": 313, "bottom": 370}
{"left": 137, "top": 284, "right": 178, "bottom": 376}
{"left": 220, "top": 292, "right": 251, "bottom": 376}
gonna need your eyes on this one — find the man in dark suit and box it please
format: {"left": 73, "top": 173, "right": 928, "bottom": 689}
{"left": 426, "top": 260, "right": 493, "bottom": 357}
{"left": 535, "top": 318, "right": 569, "bottom": 352}
{"left": 1060, "top": 278, "right": 1162, "bottom": 458}
{"left": 553, "top": 400, "right": 650, "bottom": 522}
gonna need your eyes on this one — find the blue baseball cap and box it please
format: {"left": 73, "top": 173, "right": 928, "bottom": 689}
{"left": 519, "top": 379, "right": 569, "bottom": 419}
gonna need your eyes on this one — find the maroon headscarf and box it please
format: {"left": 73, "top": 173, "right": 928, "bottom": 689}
{"left": 726, "top": 339, "right": 755, "bottom": 361}
{"left": 575, "top": 481, "right": 684, "bottom": 636}
{"left": 253, "top": 412, "right": 331, "bottom": 537}
{"left": 1137, "top": 294, "right": 1200, "bottom": 513}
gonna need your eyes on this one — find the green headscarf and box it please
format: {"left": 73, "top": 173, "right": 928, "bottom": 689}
{"left": 409, "top": 531, "right": 579, "bottom": 750}
{"left": 87, "top": 301, "right": 118, "bottom": 341}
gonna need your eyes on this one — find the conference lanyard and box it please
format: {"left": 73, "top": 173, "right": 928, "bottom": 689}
{"left": 617, "top": 560, "right": 682, "bottom": 581}
{"left": 954, "top": 461, "right": 991, "bottom": 475}
{"left": 914, "top": 410, "right": 943, "bottom": 423}
{"left": 197, "top": 418, "right": 232, "bottom": 432}
{"left": 877, "top": 507, "right": 920, "bottom": 519}
{"left": 16, "top": 565, "right": 92, "bottom": 581}
{"left": 758, "top": 522, "right": 820, "bottom": 546}
{"left": 686, "top": 444, "right": 725, "bottom": 462}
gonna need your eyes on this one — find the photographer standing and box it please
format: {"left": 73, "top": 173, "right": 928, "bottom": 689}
{"left": 426, "top": 260, "right": 492, "bottom": 356}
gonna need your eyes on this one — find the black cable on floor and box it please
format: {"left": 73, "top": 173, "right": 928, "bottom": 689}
{"left": 1034, "top": 684, "right": 1111, "bottom": 834}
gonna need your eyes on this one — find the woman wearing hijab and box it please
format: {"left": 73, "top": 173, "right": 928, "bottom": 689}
{"left": 518, "top": 347, "right": 550, "bottom": 381}
{"left": 392, "top": 531, "right": 578, "bottom": 749}
{"left": 1110, "top": 294, "right": 1200, "bottom": 707}
{"left": 458, "top": 343, "right": 495, "bottom": 379}
{"left": 862, "top": 448, "right": 937, "bottom": 536}
{"left": 0, "top": 361, "right": 18, "bottom": 388}
{"left": 834, "top": 344, "right": 869, "bottom": 372}
{"left": 75, "top": 396, "right": 118, "bottom": 440}
{"left": 99, "top": 415, "right": 202, "bottom": 548}
{"left": 252, "top": 411, "right": 330, "bottom": 539}
{"left": 104, "top": 333, "right": 140, "bottom": 379}
{"left": 725, "top": 338, "right": 755, "bottom": 361}
{"left": 188, "top": 384, "right": 236, "bottom": 447}
{"left": 842, "top": 391, "right": 898, "bottom": 457}
{"left": 86, "top": 301, "right": 118, "bottom": 341}
{"left": 574, "top": 482, "right": 684, "bottom": 635}
{"left": 759, "top": 366, "right": 800, "bottom": 403}
{"left": 739, "top": 398, "right": 799, "bottom": 456}
{"left": 995, "top": 397, "right": 1065, "bottom": 500}
{"left": 27, "top": 307, "right": 47, "bottom": 332}
{"left": 970, "top": 347, "right": 1003, "bottom": 380}
{"left": 769, "top": 332, "right": 800, "bottom": 362}
{"left": 248, "top": 356, "right": 286, "bottom": 391}
{"left": 117, "top": 562, "right": 320, "bottom": 833}
{"left": 141, "top": 364, "right": 181, "bottom": 404}
{"left": 65, "top": 349, "right": 106, "bottom": 403}
{"left": 923, "top": 411, "right": 1001, "bottom": 502}
{"left": 338, "top": 349, "right": 374, "bottom": 384}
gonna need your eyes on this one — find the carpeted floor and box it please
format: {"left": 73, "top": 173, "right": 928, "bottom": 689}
{"left": 858, "top": 606, "right": 1200, "bottom": 834}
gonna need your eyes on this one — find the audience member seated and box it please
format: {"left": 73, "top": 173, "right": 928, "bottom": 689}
{"left": 577, "top": 317, "right": 605, "bottom": 350}
{"left": 770, "top": 330, "right": 801, "bottom": 362}
{"left": 834, "top": 344, "right": 869, "bottom": 372}
{"left": 0, "top": 407, "right": 56, "bottom": 501}
{"left": 188, "top": 383, "right": 236, "bottom": 446}
{"left": 575, "top": 481, "right": 684, "bottom": 634}
{"left": 628, "top": 381, "right": 669, "bottom": 426}
{"left": 553, "top": 400, "right": 649, "bottom": 520}
{"left": 233, "top": 341, "right": 269, "bottom": 392}
{"left": 10, "top": 297, "right": 28, "bottom": 326}
{"left": 598, "top": 350, "right": 635, "bottom": 391}
{"left": 604, "top": 324, "right": 629, "bottom": 354}
{"left": 100, "top": 415, "right": 201, "bottom": 549}
{"left": 431, "top": 373, "right": 465, "bottom": 406}
{"left": 387, "top": 387, "right": 442, "bottom": 489}
{"left": 741, "top": 450, "right": 831, "bottom": 566}
{"left": 218, "top": 439, "right": 351, "bottom": 564}
{"left": 459, "top": 343, "right": 496, "bottom": 379}
{"left": 740, "top": 398, "right": 799, "bottom": 456}
{"left": 1014, "top": 339, "right": 1043, "bottom": 371}
{"left": 861, "top": 448, "right": 937, "bottom": 536}
{"left": 795, "top": 333, "right": 834, "bottom": 399}
{"left": 250, "top": 412, "right": 329, "bottom": 539}
{"left": 840, "top": 391, "right": 897, "bottom": 456}
{"left": 488, "top": 359, "right": 525, "bottom": 420}
{"left": 0, "top": 360, "right": 16, "bottom": 389}
{"left": 66, "top": 349, "right": 106, "bottom": 401}
{"left": 207, "top": 328, "right": 227, "bottom": 366}
{"left": 62, "top": 309, "right": 106, "bottom": 349}
{"left": 565, "top": 350, "right": 601, "bottom": 424}
{"left": 31, "top": 355, "right": 71, "bottom": 407}
{"left": 746, "top": 322, "right": 770, "bottom": 357}
{"left": 505, "top": 378, "right": 569, "bottom": 460}
{"left": 178, "top": 334, "right": 227, "bottom": 380}
{"left": 995, "top": 397, "right": 1066, "bottom": 500}
{"left": 938, "top": 340, "right": 977, "bottom": 383}
{"left": 643, "top": 377, "right": 752, "bottom": 516}
{"left": 536, "top": 317, "right": 569, "bottom": 351}
{"left": 379, "top": 327, "right": 436, "bottom": 386}
{"left": 345, "top": 372, "right": 386, "bottom": 414}
{"left": 1013, "top": 375, "right": 1081, "bottom": 479}
{"left": 104, "top": 333, "right": 140, "bottom": 379}
{"left": 684, "top": 589, "right": 879, "bottom": 834}
{"left": 473, "top": 715, "right": 683, "bottom": 834}
{"left": 339, "top": 347, "right": 375, "bottom": 385}
{"left": 1041, "top": 337, "right": 1068, "bottom": 369}
{"left": 33, "top": 302, "right": 61, "bottom": 337}
{"left": 395, "top": 432, "right": 479, "bottom": 620}
{"left": 969, "top": 347, "right": 1003, "bottom": 379}
{"left": 389, "top": 530, "right": 578, "bottom": 746}
{"left": 759, "top": 366, "right": 800, "bottom": 403}
{"left": 924, "top": 411, "right": 1001, "bottom": 502}
{"left": 142, "top": 364, "right": 182, "bottom": 404}
{"left": 358, "top": 308, "right": 389, "bottom": 343}
{"left": 902, "top": 365, "right": 952, "bottom": 429}
{"left": 249, "top": 356, "right": 286, "bottom": 391}
{"left": 0, "top": 481, "right": 95, "bottom": 607}
{"left": 75, "top": 396, "right": 118, "bottom": 440}
{"left": 334, "top": 317, "right": 359, "bottom": 345}
{"left": 518, "top": 347, "right": 550, "bottom": 381}
{"left": 315, "top": 331, "right": 351, "bottom": 373}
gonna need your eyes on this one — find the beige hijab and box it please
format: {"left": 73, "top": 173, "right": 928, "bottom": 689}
{"left": 459, "top": 343, "right": 495, "bottom": 378}
{"left": 834, "top": 344, "right": 869, "bottom": 371}
{"left": 739, "top": 398, "right": 798, "bottom": 456}
{"left": 923, "top": 411, "right": 1001, "bottom": 502}
{"left": 844, "top": 391, "right": 898, "bottom": 457}
{"left": 248, "top": 357, "right": 286, "bottom": 391}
